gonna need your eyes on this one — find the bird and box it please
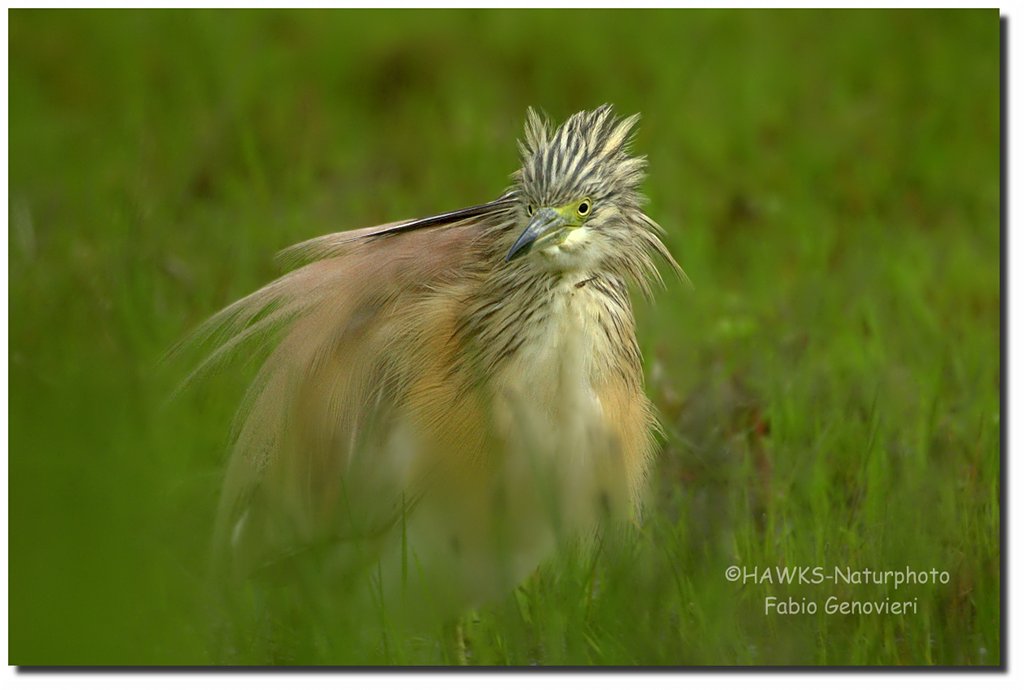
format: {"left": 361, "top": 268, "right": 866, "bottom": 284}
{"left": 189, "top": 105, "right": 682, "bottom": 626}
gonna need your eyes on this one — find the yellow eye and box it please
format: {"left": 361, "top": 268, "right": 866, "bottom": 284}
{"left": 577, "top": 199, "right": 591, "bottom": 217}
{"left": 526, "top": 204, "right": 534, "bottom": 216}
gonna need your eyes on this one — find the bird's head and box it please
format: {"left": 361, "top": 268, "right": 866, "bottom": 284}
{"left": 506, "top": 105, "right": 681, "bottom": 291}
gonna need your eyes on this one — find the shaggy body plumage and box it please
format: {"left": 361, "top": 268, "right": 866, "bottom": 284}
{"left": 192, "top": 105, "right": 681, "bottom": 615}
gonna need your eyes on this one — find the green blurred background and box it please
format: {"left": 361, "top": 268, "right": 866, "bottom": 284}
{"left": 9, "top": 9, "right": 1000, "bottom": 665}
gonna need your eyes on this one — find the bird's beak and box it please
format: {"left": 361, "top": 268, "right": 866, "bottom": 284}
{"left": 505, "top": 207, "right": 568, "bottom": 262}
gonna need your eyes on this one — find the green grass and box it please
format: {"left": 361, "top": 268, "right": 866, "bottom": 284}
{"left": 8, "top": 9, "right": 1000, "bottom": 665}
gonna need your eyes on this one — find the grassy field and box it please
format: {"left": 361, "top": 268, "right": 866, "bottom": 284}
{"left": 8, "top": 9, "right": 1000, "bottom": 665}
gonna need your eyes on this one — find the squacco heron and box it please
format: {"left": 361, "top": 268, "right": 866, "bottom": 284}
{"left": 193, "top": 105, "right": 682, "bottom": 621}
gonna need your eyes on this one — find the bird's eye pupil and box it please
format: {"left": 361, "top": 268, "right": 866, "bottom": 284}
{"left": 578, "top": 201, "right": 590, "bottom": 215}
{"left": 526, "top": 205, "right": 533, "bottom": 215}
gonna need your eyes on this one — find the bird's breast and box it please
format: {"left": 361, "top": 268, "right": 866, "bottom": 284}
{"left": 489, "top": 274, "right": 624, "bottom": 456}
{"left": 382, "top": 272, "right": 644, "bottom": 608}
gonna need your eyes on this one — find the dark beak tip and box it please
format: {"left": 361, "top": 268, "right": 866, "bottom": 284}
{"left": 504, "top": 245, "right": 526, "bottom": 263}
